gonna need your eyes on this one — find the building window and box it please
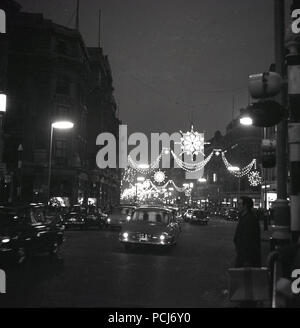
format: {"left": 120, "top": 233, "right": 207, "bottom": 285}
{"left": 56, "top": 76, "right": 70, "bottom": 95}
{"left": 55, "top": 104, "right": 70, "bottom": 117}
{"left": 54, "top": 138, "right": 67, "bottom": 165}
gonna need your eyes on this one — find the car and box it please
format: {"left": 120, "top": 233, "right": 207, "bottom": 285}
{"left": 107, "top": 205, "right": 136, "bottom": 230}
{"left": 189, "top": 209, "right": 210, "bottom": 225}
{"left": 119, "top": 206, "right": 180, "bottom": 249}
{"left": 85, "top": 212, "right": 106, "bottom": 229}
{"left": 64, "top": 212, "right": 86, "bottom": 229}
{"left": 0, "top": 204, "right": 64, "bottom": 266}
{"left": 183, "top": 208, "right": 195, "bottom": 222}
{"left": 225, "top": 208, "right": 239, "bottom": 221}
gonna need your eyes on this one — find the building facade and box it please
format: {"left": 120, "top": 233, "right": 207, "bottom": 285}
{"left": 0, "top": 2, "right": 120, "bottom": 207}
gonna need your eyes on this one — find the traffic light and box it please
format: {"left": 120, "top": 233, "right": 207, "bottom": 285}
{"left": 241, "top": 100, "right": 286, "bottom": 127}
{"left": 239, "top": 72, "right": 286, "bottom": 127}
{"left": 261, "top": 139, "right": 276, "bottom": 168}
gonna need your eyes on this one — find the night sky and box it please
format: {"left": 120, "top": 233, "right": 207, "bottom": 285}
{"left": 17, "top": 0, "right": 289, "bottom": 139}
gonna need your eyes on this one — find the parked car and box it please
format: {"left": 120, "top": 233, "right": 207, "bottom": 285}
{"left": 189, "top": 209, "right": 210, "bottom": 225}
{"left": 183, "top": 208, "right": 197, "bottom": 222}
{"left": 0, "top": 204, "right": 64, "bottom": 266}
{"left": 64, "top": 212, "right": 86, "bottom": 229}
{"left": 85, "top": 212, "right": 106, "bottom": 229}
{"left": 119, "top": 206, "right": 180, "bottom": 249}
{"left": 225, "top": 208, "right": 239, "bottom": 221}
{"left": 107, "top": 205, "right": 136, "bottom": 230}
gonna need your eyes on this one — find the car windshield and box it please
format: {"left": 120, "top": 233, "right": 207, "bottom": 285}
{"left": 68, "top": 213, "right": 79, "bottom": 217}
{"left": 120, "top": 207, "right": 134, "bottom": 215}
{"left": 193, "top": 211, "right": 205, "bottom": 217}
{"left": 131, "top": 210, "right": 170, "bottom": 224}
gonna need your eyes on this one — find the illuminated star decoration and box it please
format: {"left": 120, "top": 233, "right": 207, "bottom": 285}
{"left": 153, "top": 170, "right": 166, "bottom": 184}
{"left": 248, "top": 170, "right": 262, "bottom": 187}
{"left": 177, "top": 125, "right": 208, "bottom": 159}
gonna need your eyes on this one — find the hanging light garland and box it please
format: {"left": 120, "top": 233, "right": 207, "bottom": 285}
{"left": 221, "top": 152, "right": 256, "bottom": 178}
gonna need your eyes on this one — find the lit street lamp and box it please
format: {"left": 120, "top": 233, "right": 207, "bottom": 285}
{"left": 47, "top": 121, "right": 74, "bottom": 204}
{"left": 240, "top": 116, "right": 253, "bottom": 126}
{"left": 0, "top": 93, "right": 6, "bottom": 113}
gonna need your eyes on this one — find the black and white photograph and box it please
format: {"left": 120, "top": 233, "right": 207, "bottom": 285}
{"left": 0, "top": 0, "right": 300, "bottom": 314}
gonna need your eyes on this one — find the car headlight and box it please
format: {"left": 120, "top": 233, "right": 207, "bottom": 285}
{"left": 123, "top": 232, "right": 129, "bottom": 239}
{"left": 1, "top": 237, "right": 10, "bottom": 244}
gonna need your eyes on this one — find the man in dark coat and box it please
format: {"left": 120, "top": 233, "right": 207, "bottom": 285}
{"left": 234, "top": 196, "right": 261, "bottom": 267}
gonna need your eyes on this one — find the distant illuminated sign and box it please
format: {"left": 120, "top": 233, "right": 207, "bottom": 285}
{"left": 0, "top": 9, "right": 5, "bottom": 34}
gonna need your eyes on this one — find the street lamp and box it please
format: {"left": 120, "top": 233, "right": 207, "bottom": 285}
{"left": 240, "top": 116, "right": 253, "bottom": 126}
{"left": 138, "top": 164, "right": 149, "bottom": 169}
{"left": 228, "top": 166, "right": 240, "bottom": 206}
{"left": 228, "top": 166, "right": 240, "bottom": 172}
{"left": 47, "top": 120, "right": 74, "bottom": 204}
{"left": 0, "top": 93, "right": 6, "bottom": 113}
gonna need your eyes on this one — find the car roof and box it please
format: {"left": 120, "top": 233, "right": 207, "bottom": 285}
{"left": 135, "top": 206, "right": 172, "bottom": 213}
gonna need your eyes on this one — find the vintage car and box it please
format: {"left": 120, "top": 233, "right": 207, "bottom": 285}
{"left": 183, "top": 208, "right": 198, "bottom": 222}
{"left": 189, "top": 209, "right": 210, "bottom": 225}
{"left": 106, "top": 205, "right": 136, "bottom": 230}
{"left": 85, "top": 212, "right": 107, "bottom": 229}
{"left": 119, "top": 206, "right": 180, "bottom": 249}
{"left": 224, "top": 208, "right": 239, "bottom": 221}
{"left": 64, "top": 212, "right": 86, "bottom": 229}
{"left": 0, "top": 204, "right": 64, "bottom": 266}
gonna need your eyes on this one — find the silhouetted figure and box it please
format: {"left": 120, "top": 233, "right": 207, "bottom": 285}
{"left": 234, "top": 197, "right": 261, "bottom": 267}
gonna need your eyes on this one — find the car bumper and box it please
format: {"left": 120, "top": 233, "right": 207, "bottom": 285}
{"left": 119, "top": 237, "right": 174, "bottom": 246}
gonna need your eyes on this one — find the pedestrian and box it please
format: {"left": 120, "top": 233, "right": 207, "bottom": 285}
{"left": 234, "top": 196, "right": 261, "bottom": 268}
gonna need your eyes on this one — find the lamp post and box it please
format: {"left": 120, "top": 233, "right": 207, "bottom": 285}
{"left": 228, "top": 166, "right": 240, "bottom": 207}
{"left": 47, "top": 121, "right": 74, "bottom": 204}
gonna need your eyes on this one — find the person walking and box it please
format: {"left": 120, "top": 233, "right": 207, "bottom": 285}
{"left": 234, "top": 196, "right": 261, "bottom": 268}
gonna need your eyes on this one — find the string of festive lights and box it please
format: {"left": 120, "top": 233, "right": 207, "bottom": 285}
{"left": 171, "top": 150, "right": 214, "bottom": 172}
{"left": 221, "top": 152, "right": 256, "bottom": 178}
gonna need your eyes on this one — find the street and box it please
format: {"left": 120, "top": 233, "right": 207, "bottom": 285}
{"left": 0, "top": 217, "right": 238, "bottom": 308}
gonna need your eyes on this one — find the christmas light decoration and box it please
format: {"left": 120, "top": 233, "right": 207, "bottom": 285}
{"left": 222, "top": 152, "right": 256, "bottom": 178}
{"left": 248, "top": 170, "right": 262, "bottom": 186}
{"left": 153, "top": 170, "right": 166, "bottom": 184}
{"left": 176, "top": 125, "right": 208, "bottom": 158}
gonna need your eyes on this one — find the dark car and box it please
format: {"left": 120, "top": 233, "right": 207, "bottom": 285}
{"left": 119, "top": 206, "right": 180, "bottom": 249}
{"left": 64, "top": 212, "right": 86, "bottom": 229}
{"left": 190, "top": 210, "right": 210, "bottom": 225}
{"left": 225, "top": 208, "right": 239, "bottom": 221}
{"left": 0, "top": 204, "right": 64, "bottom": 266}
{"left": 85, "top": 212, "right": 106, "bottom": 229}
{"left": 107, "top": 205, "right": 136, "bottom": 230}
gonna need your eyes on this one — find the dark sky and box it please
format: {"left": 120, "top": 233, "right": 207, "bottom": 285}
{"left": 17, "top": 0, "right": 284, "bottom": 139}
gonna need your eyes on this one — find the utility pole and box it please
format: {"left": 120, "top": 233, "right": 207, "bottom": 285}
{"left": 272, "top": 0, "right": 290, "bottom": 247}
{"left": 75, "top": 0, "right": 80, "bottom": 31}
{"left": 286, "top": 0, "right": 300, "bottom": 242}
{"left": 98, "top": 9, "right": 101, "bottom": 48}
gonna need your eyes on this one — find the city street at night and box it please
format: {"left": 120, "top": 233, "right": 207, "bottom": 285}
{"left": 1, "top": 0, "right": 300, "bottom": 313}
{"left": 0, "top": 217, "right": 238, "bottom": 308}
